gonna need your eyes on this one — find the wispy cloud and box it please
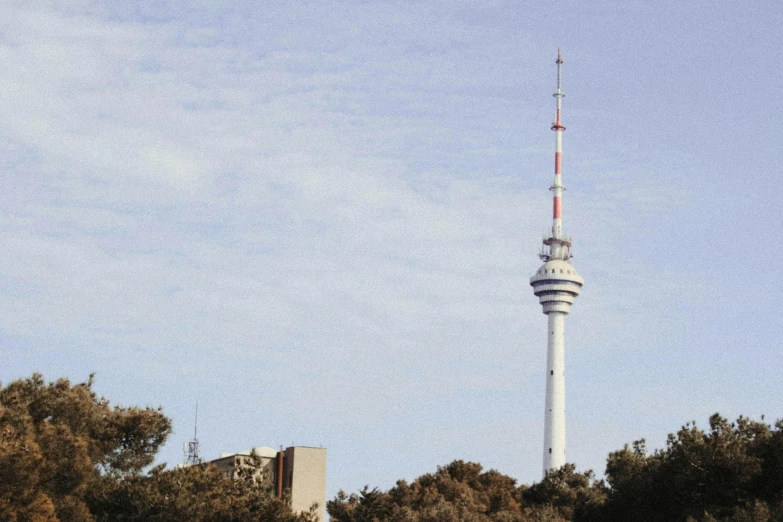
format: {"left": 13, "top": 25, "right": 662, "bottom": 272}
{"left": 1, "top": 0, "right": 781, "bottom": 497}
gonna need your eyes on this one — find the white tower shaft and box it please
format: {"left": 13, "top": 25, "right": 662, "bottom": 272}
{"left": 543, "top": 311, "right": 566, "bottom": 470}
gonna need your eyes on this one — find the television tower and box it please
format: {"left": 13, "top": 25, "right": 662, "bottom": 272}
{"left": 530, "top": 49, "right": 584, "bottom": 475}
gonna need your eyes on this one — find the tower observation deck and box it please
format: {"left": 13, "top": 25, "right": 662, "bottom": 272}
{"left": 530, "top": 49, "right": 584, "bottom": 475}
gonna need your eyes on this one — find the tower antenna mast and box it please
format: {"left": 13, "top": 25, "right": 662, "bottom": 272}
{"left": 183, "top": 402, "right": 201, "bottom": 466}
{"left": 530, "top": 49, "right": 584, "bottom": 475}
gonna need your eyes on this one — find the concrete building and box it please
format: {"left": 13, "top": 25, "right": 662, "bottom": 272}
{"left": 209, "top": 445, "right": 327, "bottom": 521}
{"left": 530, "top": 49, "right": 584, "bottom": 475}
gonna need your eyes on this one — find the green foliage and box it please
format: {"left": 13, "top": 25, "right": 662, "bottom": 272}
{"left": 599, "top": 414, "right": 783, "bottom": 521}
{"left": 0, "top": 373, "right": 171, "bottom": 521}
{"left": 0, "top": 374, "right": 310, "bottom": 522}
{"left": 521, "top": 465, "right": 607, "bottom": 521}
{"left": 330, "top": 415, "right": 783, "bottom": 522}
{"left": 328, "top": 460, "right": 605, "bottom": 522}
{"left": 7, "top": 372, "right": 782, "bottom": 522}
{"left": 87, "top": 463, "right": 315, "bottom": 522}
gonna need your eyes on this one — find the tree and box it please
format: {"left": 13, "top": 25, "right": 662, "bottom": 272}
{"left": 521, "top": 464, "right": 606, "bottom": 521}
{"left": 0, "top": 374, "right": 313, "bottom": 522}
{"left": 598, "top": 414, "right": 783, "bottom": 522}
{"left": 87, "top": 456, "right": 316, "bottom": 522}
{"left": 329, "top": 415, "right": 783, "bottom": 522}
{"left": 328, "top": 460, "right": 605, "bottom": 522}
{"left": 0, "top": 373, "right": 170, "bottom": 521}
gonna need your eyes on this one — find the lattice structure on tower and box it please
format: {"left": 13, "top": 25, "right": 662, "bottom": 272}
{"left": 182, "top": 403, "right": 201, "bottom": 466}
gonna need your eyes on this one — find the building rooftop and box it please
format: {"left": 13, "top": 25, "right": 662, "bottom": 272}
{"left": 218, "top": 445, "right": 278, "bottom": 459}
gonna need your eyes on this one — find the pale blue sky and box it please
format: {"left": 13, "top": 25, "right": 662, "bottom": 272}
{"left": 1, "top": 0, "right": 782, "bottom": 501}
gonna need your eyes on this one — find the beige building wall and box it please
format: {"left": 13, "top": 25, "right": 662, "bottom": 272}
{"left": 207, "top": 445, "right": 327, "bottom": 522}
{"left": 284, "top": 446, "right": 327, "bottom": 522}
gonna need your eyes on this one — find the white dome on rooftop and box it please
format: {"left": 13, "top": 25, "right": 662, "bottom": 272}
{"left": 250, "top": 446, "right": 279, "bottom": 458}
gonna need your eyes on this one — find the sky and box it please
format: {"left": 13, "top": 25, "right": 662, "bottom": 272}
{"left": 2, "top": 0, "right": 783, "bottom": 503}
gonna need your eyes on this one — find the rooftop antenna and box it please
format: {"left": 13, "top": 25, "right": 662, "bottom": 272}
{"left": 183, "top": 402, "right": 201, "bottom": 465}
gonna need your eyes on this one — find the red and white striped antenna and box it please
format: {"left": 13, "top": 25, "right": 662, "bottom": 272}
{"left": 541, "top": 48, "right": 572, "bottom": 261}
